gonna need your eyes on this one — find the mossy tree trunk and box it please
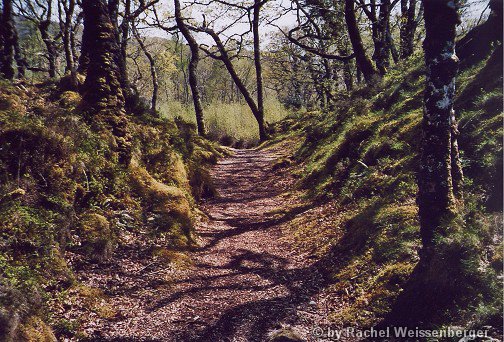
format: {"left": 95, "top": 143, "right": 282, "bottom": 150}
{"left": 418, "top": 0, "right": 462, "bottom": 249}
{"left": 174, "top": 0, "right": 207, "bottom": 137}
{"left": 81, "top": 0, "right": 131, "bottom": 165}
{"left": 383, "top": 0, "right": 467, "bottom": 327}
{"left": 372, "top": 0, "right": 391, "bottom": 75}
{"left": 38, "top": 18, "right": 58, "bottom": 78}
{"left": 0, "top": 0, "right": 16, "bottom": 80}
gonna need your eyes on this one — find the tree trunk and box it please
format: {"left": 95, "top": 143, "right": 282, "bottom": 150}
{"left": 400, "top": 0, "right": 418, "bottom": 59}
{"left": 252, "top": 0, "right": 267, "bottom": 141}
{"left": 344, "top": 0, "right": 379, "bottom": 84}
{"left": 119, "top": 0, "right": 130, "bottom": 88}
{"left": 343, "top": 59, "right": 354, "bottom": 91}
{"left": 322, "top": 58, "right": 334, "bottom": 106}
{"left": 387, "top": 25, "right": 399, "bottom": 64}
{"left": 372, "top": 0, "right": 391, "bottom": 75}
{"left": 418, "top": 0, "right": 461, "bottom": 249}
{"left": 356, "top": 66, "right": 362, "bottom": 84}
{"left": 77, "top": 13, "right": 91, "bottom": 74}
{"left": 382, "top": 0, "right": 464, "bottom": 327}
{"left": 0, "top": 0, "right": 16, "bottom": 80}
{"left": 39, "top": 19, "right": 58, "bottom": 78}
{"left": 59, "top": 0, "right": 77, "bottom": 86}
{"left": 81, "top": 0, "right": 131, "bottom": 165}
{"left": 174, "top": 0, "right": 207, "bottom": 137}
{"left": 70, "top": 12, "right": 81, "bottom": 68}
{"left": 132, "top": 27, "right": 158, "bottom": 113}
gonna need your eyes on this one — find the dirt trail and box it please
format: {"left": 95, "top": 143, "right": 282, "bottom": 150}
{"left": 76, "top": 147, "right": 330, "bottom": 341}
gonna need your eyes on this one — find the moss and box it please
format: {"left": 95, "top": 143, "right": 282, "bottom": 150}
{"left": 275, "top": 47, "right": 502, "bottom": 329}
{"left": 268, "top": 326, "right": 303, "bottom": 342}
{"left": 130, "top": 161, "right": 194, "bottom": 246}
{"left": 272, "top": 157, "right": 292, "bottom": 171}
{"left": 17, "top": 316, "right": 57, "bottom": 342}
{"left": 75, "top": 285, "right": 117, "bottom": 320}
{"left": 59, "top": 91, "right": 82, "bottom": 110}
{"left": 77, "top": 212, "right": 114, "bottom": 262}
{"left": 331, "top": 262, "right": 415, "bottom": 326}
{"left": 0, "top": 78, "right": 222, "bottom": 338}
{"left": 0, "top": 83, "right": 27, "bottom": 114}
{"left": 151, "top": 247, "right": 193, "bottom": 269}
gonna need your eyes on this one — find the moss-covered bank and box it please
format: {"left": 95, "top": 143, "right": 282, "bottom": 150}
{"left": 0, "top": 79, "right": 225, "bottom": 340}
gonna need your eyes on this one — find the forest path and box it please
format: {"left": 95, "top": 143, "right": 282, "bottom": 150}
{"left": 76, "top": 147, "right": 330, "bottom": 341}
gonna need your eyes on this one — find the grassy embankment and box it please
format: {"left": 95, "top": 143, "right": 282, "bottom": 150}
{"left": 268, "top": 47, "right": 502, "bottom": 332}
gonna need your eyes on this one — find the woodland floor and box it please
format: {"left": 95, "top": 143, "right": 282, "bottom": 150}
{"left": 68, "top": 146, "right": 338, "bottom": 342}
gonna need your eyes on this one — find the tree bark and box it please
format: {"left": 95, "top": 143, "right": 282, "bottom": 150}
{"left": 174, "top": 0, "right": 207, "bottom": 137}
{"left": 81, "top": 0, "right": 131, "bottom": 165}
{"left": 0, "top": 0, "right": 16, "bottom": 80}
{"left": 373, "top": 0, "right": 391, "bottom": 75}
{"left": 400, "top": 0, "right": 419, "bottom": 59}
{"left": 418, "top": 0, "right": 462, "bottom": 249}
{"left": 344, "top": 0, "right": 379, "bottom": 84}
{"left": 252, "top": 0, "right": 267, "bottom": 141}
{"left": 59, "top": 0, "right": 77, "bottom": 85}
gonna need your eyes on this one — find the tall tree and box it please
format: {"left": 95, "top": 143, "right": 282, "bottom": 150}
{"left": 400, "top": 0, "right": 422, "bottom": 59}
{"left": 174, "top": 0, "right": 207, "bottom": 137}
{"left": 357, "top": 0, "right": 397, "bottom": 75}
{"left": 252, "top": 0, "right": 266, "bottom": 140}
{"left": 81, "top": 0, "right": 131, "bottom": 165}
{"left": 0, "top": 0, "right": 16, "bottom": 79}
{"left": 197, "top": 25, "right": 268, "bottom": 140}
{"left": 344, "top": 0, "right": 379, "bottom": 83}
